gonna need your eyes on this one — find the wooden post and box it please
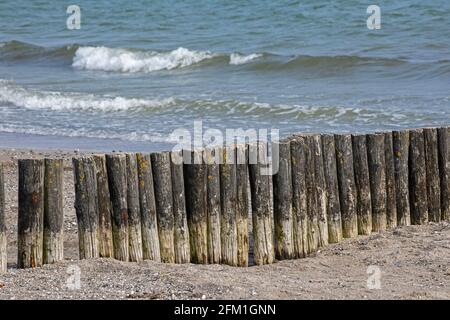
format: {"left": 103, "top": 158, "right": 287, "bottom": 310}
{"left": 93, "top": 154, "right": 113, "bottom": 258}
{"left": 424, "top": 128, "right": 441, "bottom": 222}
{"left": 170, "top": 150, "right": 190, "bottom": 264}
{"left": 183, "top": 150, "right": 207, "bottom": 264}
{"left": 290, "top": 136, "right": 308, "bottom": 257}
{"left": 367, "top": 133, "right": 387, "bottom": 232}
{"left": 220, "top": 145, "right": 238, "bottom": 266}
{"left": 393, "top": 130, "right": 411, "bottom": 226}
{"left": 105, "top": 154, "right": 129, "bottom": 261}
{"left": 248, "top": 141, "right": 274, "bottom": 265}
{"left": 273, "top": 140, "right": 294, "bottom": 260}
{"left": 0, "top": 163, "right": 6, "bottom": 273}
{"left": 351, "top": 134, "right": 372, "bottom": 235}
{"left": 43, "top": 159, "right": 64, "bottom": 264}
{"left": 204, "top": 147, "right": 221, "bottom": 264}
{"left": 236, "top": 144, "right": 249, "bottom": 267}
{"left": 409, "top": 129, "right": 428, "bottom": 225}
{"left": 136, "top": 153, "right": 161, "bottom": 262}
{"left": 72, "top": 157, "right": 99, "bottom": 260}
{"left": 151, "top": 152, "right": 175, "bottom": 263}
{"left": 126, "top": 153, "right": 143, "bottom": 262}
{"left": 312, "top": 135, "right": 328, "bottom": 247}
{"left": 335, "top": 134, "right": 358, "bottom": 238}
{"left": 438, "top": 127, "right": 450, "bottom": 221}
{"left": 305, "top": 135, "right": 319, "bottom": 251}
{"left": 321, "top": 134, "right": 342, "bottom": 244}
{"left": 384, "top": 132, "right": 397, "bottom": 229}
{"left": 18, "top": 159, "right": 45, "bottom": 268}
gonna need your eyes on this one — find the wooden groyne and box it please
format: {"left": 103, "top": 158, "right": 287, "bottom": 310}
{"left": 0, "top": 126, "right": 449, "bottom": 272}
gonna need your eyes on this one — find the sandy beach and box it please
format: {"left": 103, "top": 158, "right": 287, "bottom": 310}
{"left": 0, "top": 147, "right": 448, "bottom": 300}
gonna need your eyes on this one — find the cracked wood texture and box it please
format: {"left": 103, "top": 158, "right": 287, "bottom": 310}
{"left": 409, "top": 129, "right": 428, "bottom": 225}
{"left": 43, "top": 159, "right": 64, "bottom": 264}
{"left": 126, "top": 153, "right": 143, "bottom": 262}
{"left": 393, "top": 130, "right": 411, "bottom": 226}
{"left": 73, "top": 156, "right": 99, "bottom": 260}
{"left": 106, "top": 154, "right": 129, "bottom": 261}
{"left": 18, "top": 159, "right": 45, "bottom": 268}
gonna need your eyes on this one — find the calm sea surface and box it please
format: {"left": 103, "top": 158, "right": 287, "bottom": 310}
{"left": 1, "top": 0, "right": 449, "bottom": 151}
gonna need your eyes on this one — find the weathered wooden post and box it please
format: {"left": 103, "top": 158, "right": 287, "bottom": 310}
{"left": 351, "top": 134, "right": 372, "bottom": 235}
{"left": 273, "top": 140, "right": 295, "bottom": 259}
{"left": 126, "top": 153, "right": 143, "bottom": 262}
{"left": 393, "top": 130, "right": 410, "bottom": 225}
{"left": 105, "top": 154, "right": 129, "bottom": 261}
{"left": 73, "top": 157, "right": 99, "bottom": 260}
{"left": 305, "top": 135, "right": 319, "bottom": 251}
{"left": 409, "top": 129, "right": 428, "bottom": 225}
{"left": 220, "top": 145, "right": 238, "bottom": 266}
{"left": 290, "top": 136, "right": 308, "bottom": 257}
{"left": 0, "top": 163, "right": 6, "bottom": 273}
{"left": 183, "top": 150, "right": 207, "bottom": 264}
{"left": 136, "top": 153, "right": 160, "bottom": 262}
{"left": 204, "top": 147, "right": 221, "bottom": 264}
{"left": 170, "top": 150, "right": 190, "bottom": 264}
{"left": 424, "top": 128, "right": 441, "bottom": 222}
{"left": 43, "top": 159, "right": 64, "bottom": 264}
{"left": 248, "top": 141, "right": 274, "bottom": 265}
{"left": 367, "top": 133, "right": 387, "bottom": 232}
{"left": 18, "top": 159, "right": 45, "bottom": 268}
{"left": 312, "top": 135, "right": 328, "bottom": 247}
{"left": 438, "top": 127, "right": 450, "bottom": 221}
{"left": 236, "top": 144, "right": 249, "bottom": 267}
{"left": 93, "top": 154, "right": 113, "bottom": 258}
{"left": 151, "top": 151, "right": 175, "bottom": 263}
{"left": 335, "top": 134, "right": 358, "bottom": 238}
{"left": 321, "top": 134, "right": 342, "bottom": 244}
{"left": 384, "top": 132, "right": 397, "bottom": 229}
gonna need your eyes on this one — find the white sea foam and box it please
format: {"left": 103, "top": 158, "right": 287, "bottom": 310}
{"left": 72, "top": 46, "right": 215, "bottom": 73}
{"left": 0, "top": 80, "right": 175, "bottom": 112}
{"left": 229, "top": 53, "right": 262, "bottom": 65}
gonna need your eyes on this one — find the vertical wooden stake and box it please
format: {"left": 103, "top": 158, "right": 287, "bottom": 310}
{"left": 0, "top": 163, "right": 6, "bottom": 273}
{"left": 170, "top": 150, "right": 190, "bottom": 263}
{"left": 367, "top": 133, "right": 387, "bottom": 232}
{"left": 43, "top": 159, "right": 64, "bottom": 264}
{"left": 93, "top": 154, "right": 113, "bottom": 258}
{"left": 335, "top": 134, "right": 358, "bottom": 238}
{"left": 126, "top": 153, "right": 143, "bottom": 262}
{"left": 236, "top": 144, "right": 249, "bottom": 267}
{"left": 393, "top": 130, "right": 411, "bottom": 226}
{"left": 220, "top": 145, "right": 238, "bottom": 266}
{"left": 409, "top": 129, "right": 428, "bottom": 225}
{"left": 273, "top": 140, "right": 294, "bottom": 260}
{"left": 438, "top": 127, "right": 450, "bottom": 221}
{"left": 351, "top": 134, "right": 372, "bottom": 235}
{"left": 321, "top": 134, "right": 342, "bottom": 244}
{"left": 290, "top": 136, "right": 308, "bottom": 257}
{"left": 105, "top": 154, "right": 129, "bottom": 261}
{"left": 384, "top": 132, "right": 397, "bottom": 229}
{"left": 248, "top": 141, "right": 274, "bottom": 265}
{"left": 151, "top": 152, "right": 175, "bottom": 263}
{"left": 136, "top": 153, "right": 161, "bottom": 262}
{"left": 204, "top": 147, "right": 221, "bottom": 264}
{"left": 73, "top": 157, "right": 99, "bottom": 260}
{"left": 18, "top": 159, "right": 45, "bottom": 268}
{"left": 305, "top": 135, "right": 319, "bottom": 251}
{"left": 312, "top": 135, "right": 328, "bottom": 247}
{"left": 424, "top": 128, "right": 441, "bottom": 222}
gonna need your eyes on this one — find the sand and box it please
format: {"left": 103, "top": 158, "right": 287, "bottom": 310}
{"left": 0, "top": 148, "right": 449, "bottom": 300}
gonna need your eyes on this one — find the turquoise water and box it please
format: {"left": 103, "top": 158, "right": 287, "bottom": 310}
{"left": 0, "top": 0, "right": 449, "bottom": 151}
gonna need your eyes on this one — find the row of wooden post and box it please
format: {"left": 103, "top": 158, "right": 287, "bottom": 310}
{"left": 1, "top": 126, "right": 449, "bottom": 273}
